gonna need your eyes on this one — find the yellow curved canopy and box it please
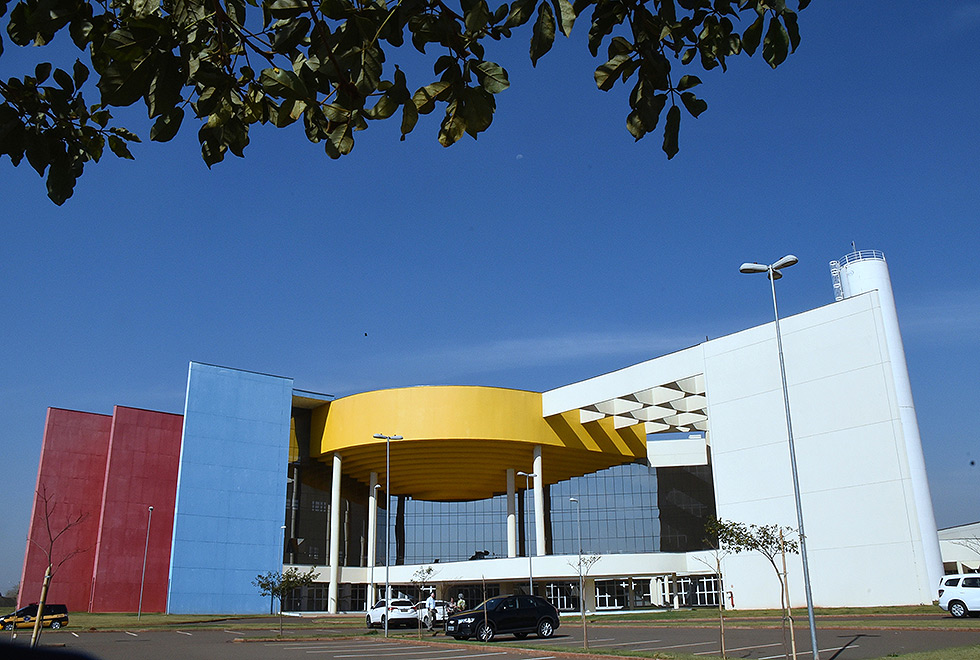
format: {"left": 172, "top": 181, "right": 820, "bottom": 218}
{"left": 309, "top": 386, "right": 647, "bottom": 501}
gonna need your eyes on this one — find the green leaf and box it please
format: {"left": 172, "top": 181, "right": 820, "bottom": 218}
{"left": 762, "top": 14, "right": 789, "bottom": 68}
{"left": 594, "top": 53, "right": 630, "bottom": 91}
{"left": 259, "top": 67, "right": 310, "bottom": 100}
{"left": 438, "top": 101, "right": 466, "bottom": 146}
{"left": 412, "top": 81, "right": 451, "bottom": 114}
{"left": 460, "top": 87, "right": 494, "bottom": 137}
{"left": 147, "top": 54, "right": 184, "bottom": 118}
{"left": 676, "top": 74, "right": 701, "bottom": 91}
{"left": 472, "top": 60, "right": 510, "bottom": 93}
{"left": 662, "top": 103, "right": 680, "bottom": 159}
{"left": 783, "top": 9, "right": 800, "bottom": 52}
{"left": 550, "top": 0, "right": 575, "bottom": 37}
{"left": 110, "top": 126, "right": 142, "bottom": 142}
{"left": 324, "top": 122, "right": 353, "bottom": 158}
{"left": 107, "top": 135, "right": 135, "bottom": 159}
{"left": 741, "top": 11, "right": 763, "bottom": 56}
{"left": 679, "top": 91, "right": 706, "bottom": 117}
{"left": 35, "top": 62, "right": 52, "bottom": 84}
{"left": 150, "top": 106, "right": 184, "bottom": 142}
{"left": 366, "top": 93, "right": 399, "bottom": 120}
{"left": 46, "top": 156, "right": 78, "bottom": 205}
{"left": 400, "top": 101, "right": 418, "bottom": 139}
{"left": 53, "top": 68, "right": 74, "bottom": 93}
{"left": 505, "top": 0, "right": 535, "bottom": 28}
{"left": 464, "top": 0, "right": 491, "bottom": 32}
{"left": 529, "top": 2, "right": 555, "bottom": 66}
{"left": 98, "top": 57, "right": 154, "bottom": 106}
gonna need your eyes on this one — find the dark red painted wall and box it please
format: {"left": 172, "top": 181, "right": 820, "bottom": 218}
{"left": 89, "top": 407, "right": 183, "bottom": 612}
{"left": 19, "top": 409, "right": 112, "bottom": 613}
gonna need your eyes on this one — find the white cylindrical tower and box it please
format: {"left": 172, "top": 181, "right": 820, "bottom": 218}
{"left": 829, "top": 250, "right": 942, "bottom": 593}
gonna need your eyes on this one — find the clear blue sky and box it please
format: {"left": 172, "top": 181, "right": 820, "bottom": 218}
{"left": 2, "top": 2, "right": 978, "bottom": 594}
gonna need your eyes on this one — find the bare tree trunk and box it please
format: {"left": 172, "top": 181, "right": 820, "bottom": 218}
{"left": 30, "top": 565, "right": 52, "bottom": 649}
{"left": 716, "top": 558, "right": 727, "bottom": 659}
{"left": 780, "top": 530, "right": 797, "bottom": 660}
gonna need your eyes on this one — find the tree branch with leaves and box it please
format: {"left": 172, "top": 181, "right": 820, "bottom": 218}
{"left": 706, "top": 517, "right": 800, "bottom": 660}
{"left": 1, "top": 0, "right": 809, "bottom": 203}
{"left": 252, "top": 566, "right": 318, "bottom": 635}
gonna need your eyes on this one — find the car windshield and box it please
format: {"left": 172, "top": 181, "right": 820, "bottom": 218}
{"left": 471, "top": 596, "right": 508, "bottom": 612}
{"left": 391, "top": 600, "right": 412, "bottom": 606}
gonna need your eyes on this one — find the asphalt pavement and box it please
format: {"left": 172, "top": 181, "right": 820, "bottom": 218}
{"left": 4, "top": 620, "right": 980, "bottom": 660}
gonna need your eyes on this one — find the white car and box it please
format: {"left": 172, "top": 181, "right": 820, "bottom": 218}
{"left": 938, "top": 574, "right": 980, "bottom": 618}
{"left": 367, "top": 599, "right": 419, "bottom": 628}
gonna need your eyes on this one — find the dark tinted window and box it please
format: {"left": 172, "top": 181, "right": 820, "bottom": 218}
{"left": 963, "top": 578, "right": 980, "bottom": 588}
{"left": 944, "top": 578, "right": 961, "bottom": 586}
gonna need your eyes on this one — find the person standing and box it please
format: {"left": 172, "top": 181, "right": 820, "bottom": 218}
{"left": 456, "top": 593, "right": 466, "bottom": 611}
{"left": 425, "top": 592, "right": 437, "bottom": 631}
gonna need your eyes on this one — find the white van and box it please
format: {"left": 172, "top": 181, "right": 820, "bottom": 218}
{"left": 938, "top": 574, "right": 980, "bottom": 618}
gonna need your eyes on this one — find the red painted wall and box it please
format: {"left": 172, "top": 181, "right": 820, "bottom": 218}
{"left": 19, "top": 409, "right": 112, "bottom": 613}
{"left": 89, "top": 407, "right": 183, "bottom": 612}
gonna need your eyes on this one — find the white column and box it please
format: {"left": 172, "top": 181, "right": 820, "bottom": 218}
{"left": 327, "top": 452, "right": 342, "bottom": 613}
{"left": 533, "top": 446, "right": 545, "bottom": 556}
{"left": 367, "top": 471, "right": 378, "bottom": 605}
{"left": 506, "top": 469, "right": 517, "bottom": 558}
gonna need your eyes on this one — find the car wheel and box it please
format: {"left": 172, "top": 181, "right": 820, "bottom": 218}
{"left": 2, "top": 624, "right": 13, "bottom": 631}
{"left": 51, "top": 621, "right": 62, "bottom": 630}
{"left": 950, "top": 601, "right": 969, "bottom": 618}
{"left": 514, "top": 631, "right": 528, "bottom": 639}
{"left": 380, "top": 615, "right": 386, "bottom": 629}
{"left": 366, "top": 615, "right": 373, "bottom": 629}
{"left": 536, "top": 618, "right": 555, "bottom": 638}
{"left": 476, "top": 622, "right": 495, "bottom": 642}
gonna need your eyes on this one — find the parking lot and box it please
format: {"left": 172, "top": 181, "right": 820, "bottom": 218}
{"left": 5, "top": 621, "right": 980, "bottom": 660}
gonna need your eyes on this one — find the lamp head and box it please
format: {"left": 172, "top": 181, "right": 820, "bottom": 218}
{"left": 772, "top": 254, "right": 798, "bottom": 271}
{"left": 739, "top": 262, "right": 768, "bottom": 274}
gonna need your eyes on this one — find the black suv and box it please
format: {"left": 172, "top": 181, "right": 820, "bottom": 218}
{"left": 445, "top": 595, "right": 559, "bottom": 642}
{"left": 1, "top": 603, "right": 69, "bottom": 630}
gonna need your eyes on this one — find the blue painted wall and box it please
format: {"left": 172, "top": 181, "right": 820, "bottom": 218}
{"left": 167, "top": 363, "right": 293, "bottom": 614}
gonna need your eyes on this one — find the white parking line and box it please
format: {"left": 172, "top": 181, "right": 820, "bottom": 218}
{"left": 223, "top": 629, "right": 246, "bottom": 634}
{"left": 71, "top": 632, "right": 79, "bottom": 638}
{"left": 124, "top": 631, "right": 138, "bottom": 637}
{"left": 176, "top": 631, "right": 193, "bottom": 636}
{"left": 332, "top": 651, "right": 509, "bottom": 659}
{"left": 590, "top": 638, "right": 662, "bottom": 647}
{"left": 635, "top": 640, "right": 716, "bottom": 651}
{"left": 696, "top": 642, "right": 781, "bottom": 655}
{"left": 759, "top": 645, "right": 857, "bottom": 660}
{"left": 328, "top": 649, "right": 490, "bottom": 657}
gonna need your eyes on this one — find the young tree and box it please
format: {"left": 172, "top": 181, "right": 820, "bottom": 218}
{"left": 28, "top": 485, "right": 90, "bottom": 649}
{"left": 565, "top": 553, "right": 599, "bottom": 649}
{"left": 706, "top": 518, "right": 799, "bottom": 660}
{"left": 696, "top": 525, "right": 734, "bottom": 659}
{"left": 410, "top": 565, "right": 435, "bottom": 636}
{"left": 0, "top": 0, "right": 810, "bottom": 204}
{"left": 252, "top": 566, "right": 318, "bottom": 636}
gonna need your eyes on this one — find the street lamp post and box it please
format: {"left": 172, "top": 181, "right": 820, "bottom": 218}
{"left": 739, "top": 254, "right": 819, "bottom": 660}
{"left": 569, "top": 497, "right": 587, "bottom": 650}
{"left": 374, "top": 433, "right": 402, "bottom": 638}
{"left": 517, "top": 471, "right": 536, "bottom": 594}
{"left": 138, "top": 505, "right": 153, "bottom": 620}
